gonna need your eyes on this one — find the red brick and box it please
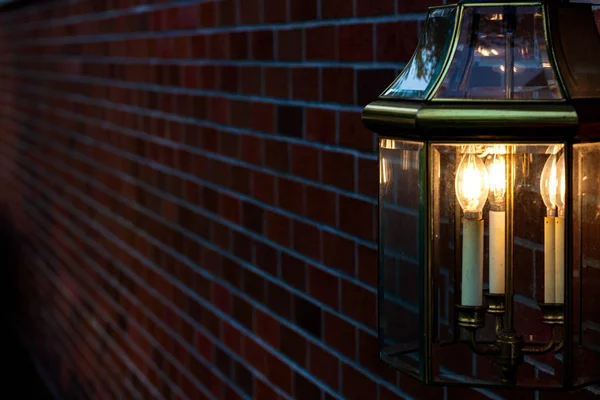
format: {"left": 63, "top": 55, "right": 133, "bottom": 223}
{"left": 306, "top": 186, "right": 336, "bottom": 226}
{"left": 218, "top": 0, "right": 236, "bottom": 26}
{"left": 338, "top": 24, "right": 373, "bottom": 61}
{"left": 342, "top": 363, "right": 377, "bottom": 400}
{"left": 281, "top": 253, "right": 306, "bottom": 291}
{"left": 239, "top": 0, "right": 261, "bottom": 24}
{"left": 277, "top": 178, "right": 304, "bottom": 215}
{"left": 338, "top": 111, "right": 375, "bottom": 152}
{"left": 219, "top": 65, "right": 239, "bottom": 92}
{"left": 277, "top": 105, "right": 303, "bottom": 138}
{"left": 252, "top": 30, "right": 274, "bottom": 60}
{"left": 255, "top": 379, "right": 280, "bottom": 400}
{"left": 199, "top": 1, "right": 217, "bottom": 27}
{"left": 208, "top": 33, "right": 230, "bottom": 59}
{"left": 266, "top": 281, "right": 292, "bottom": 319}
{"left": 255, "top": 309, "right": 280, "bottom": 348}
{"left": 321, "top": 0, "right": 353, "bottom": 18}
{"left": 264, "top": 67, "right": 290, "bottom": 99}
{"left": 306, "top": 108, "right": 336, "bottom": 144}
{"left": 322, "top": 68, "right": 355, "bottom": 104}
{"left": 357, "top": 244, "right": 378, "bottom": 287}
{"left": 240, "top": 136, "right": 263, "bottom": 165}
{"left": 292, "top": 68, "right": 319, "bottom": 101}
{"left": 277, "top": 29, "right": 303, "bottom": 61}
{"left": 306, "top": 26, "right": 337, "bottom": 60}
{"left": 341, "top": 279, "right": 376, "bottom": 328}
{"left": 253, "top": 171, "right": 276, "bottom": 205}
{"left": 308, "top": 266, "right": 339, "bottom": 310}
{"left": 230, "top": 32, "right": 249, "bottom": 59}
{"left": 266, "top": 353, "right": 292, "bottom": 394}
{"left": 251, "top": 240, "right": 275, "bottom": 278}
{"left": 290, "top": 0, "right": 317, "bottom": 21}
{"left": 323, "top": 312, "right": 357, "bottom": 359}
{"left": 339, "top": 195, "right": 375, "bottom": 241}
{"left": 238, "top": 67, "right": 262, "bottom": 95}
{"left": 293, "top": 220, "right": 322, "bottom": 261}
{"left": 291, "top": 144, "right": 320, "bottom": 181}
{"left": 265, "top": 211, "right": 291, "bottom": 247}
{"left": 251, "top": 102, "right": 275, "bottom": 133}
{"left": 322, "top": 150, "right": 354, "bottom": 191}
{"left": 264, "top": 139, "right": 290, "bottom": 172}
{"left": 212, "top": 282, "right": 232, "bottom": 314}
{"left": 356, "top": 0, "right": 394, "bottom": 16}
{"left": 323, "top": 231, "right": 355, "bottom": 275}
{"left": 264, "top": 0, "right": 288, "bottom": 23}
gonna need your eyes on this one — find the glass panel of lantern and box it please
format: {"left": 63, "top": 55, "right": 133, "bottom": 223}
{"left": 572, "top": 144, "right": 600, "bottom": 387}
{"left": 435, "top": 5, "right": 562, "bottom": 100}
{"left": 379, "top": 138, "right": 424, "bottom": 378}
{"left": 429, "top": 144, "right": 567, "bottom": 386}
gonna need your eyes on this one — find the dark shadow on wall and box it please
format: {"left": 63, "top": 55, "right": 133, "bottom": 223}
{"left": 0, "top": 208, "right": 54, "bottom": 398}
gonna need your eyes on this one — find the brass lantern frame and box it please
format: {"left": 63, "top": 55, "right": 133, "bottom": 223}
{"left": 364, "top": 0, "right": 600, "bottom": 390}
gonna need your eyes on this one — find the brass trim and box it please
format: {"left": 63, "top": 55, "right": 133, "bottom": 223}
{"left": 362, "top": 101, "right": 421, "bottom": 135}
{"left": 416, "top": 103, "right": 578, "bottom": 139}
{"left": 456, "top": 305, "right": 486, "bottom": 330}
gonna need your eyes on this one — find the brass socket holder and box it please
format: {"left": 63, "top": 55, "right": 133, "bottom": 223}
{"left": 483, "top": 291, "right": 506, "bottom": 315}
{"left": 539, "top": 303, "right": 565, "bottom": 326}
{"left": 456, "top": 304, "right": 486, "bottom": 330}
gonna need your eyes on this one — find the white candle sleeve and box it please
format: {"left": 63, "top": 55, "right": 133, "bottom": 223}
{"left": 462, "top": 218, "right": 484, "bottom": 306}
{"left": 489, "top": 210, "right": 506, "bottom": 294}
{"left": 555, "top": 216, "right": 565, "bottom": 304}
{"left": 544, "top": 216, "right": 556, "bottom": 303}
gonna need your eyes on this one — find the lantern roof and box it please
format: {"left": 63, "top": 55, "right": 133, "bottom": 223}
{"left": 363, "top": 1, "right": 600, "bottom": 141}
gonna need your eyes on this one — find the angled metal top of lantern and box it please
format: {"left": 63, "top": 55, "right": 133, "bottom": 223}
{"left": 364, "top": 0, "right": 600, "bottom": 391}
{"left": 363, "top": 0, "right": 600, "bottom": 141}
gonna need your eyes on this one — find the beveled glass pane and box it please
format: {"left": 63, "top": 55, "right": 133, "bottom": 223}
{"left": 572, "top": 143, "right": 600, "bottom": 387}
{"left": 435, "top": 6, "right": 563, "bottom": 100}
{"left": 430, "top": 143, "right": 565, "bottom": 387}
{"left": 382, "top": 7, "right": 456, "bottom": 99}
{"left": 379, "top": 138, "right": 423, "bottom": 376}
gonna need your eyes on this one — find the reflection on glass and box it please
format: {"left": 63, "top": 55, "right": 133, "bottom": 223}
{"left": 435, "top": 6, "right": 563, "bottom": 100}
{"left": 383, "top": 7, "right": 456, "bottom": 99}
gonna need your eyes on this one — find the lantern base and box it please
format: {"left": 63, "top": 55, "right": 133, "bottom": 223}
{"left": 456, "top": 304, "right": 486, "bottom": 330}
{"left": 539, "top": 302, "right": 565, "bottom": 326}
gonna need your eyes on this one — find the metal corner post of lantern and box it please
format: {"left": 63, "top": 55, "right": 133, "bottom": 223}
{"left": 366, "top": 0, "right": 600, "bottom": 390}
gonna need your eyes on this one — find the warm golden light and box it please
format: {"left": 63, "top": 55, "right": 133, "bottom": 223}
{"left": 455, "top": 149, "right": 489, "bottom": 216}
{"left": 540, "top": 152, "right": 560, "bottom": 215}
{"left": 556, "top": 154, "right": 566, "bottom": 213}
{"left": 486, "top": 145, "right": 507, "bottom": 210}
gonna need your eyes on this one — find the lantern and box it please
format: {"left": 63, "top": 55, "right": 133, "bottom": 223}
{"left": 364, "top": 0, "right": 600, "bottom": 389}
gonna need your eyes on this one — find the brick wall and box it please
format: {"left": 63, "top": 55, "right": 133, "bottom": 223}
{"left": 0, "top": 1, "right": 598, "bottom": 400}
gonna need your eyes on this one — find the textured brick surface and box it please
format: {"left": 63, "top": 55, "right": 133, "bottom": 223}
{"left": 0, "top": 1, "right": 598, "bottom": 400}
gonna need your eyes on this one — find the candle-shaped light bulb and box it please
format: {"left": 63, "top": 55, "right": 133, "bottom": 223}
{"left": 455, "top": 152, "right": 489, "bottom": 218}
{"left": 540, "top": 150, "right": 562, "bottom": 304}
{"left": 555, "top": 154, "right": 565, "bottom": 216}
{"left": 554, "top": 154, "right": 566, "bottom": 304}
{"left": 487, "top": 147, "right": 507, "bottom": 211}
{"left": 456, "top": 150, "right": 488, "bottom": 306}
{"left": 486, "top": 146, "right": 507, "bottom": 295}
{"left": 540, "top": 153, "right": 559, "bottom": 217}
